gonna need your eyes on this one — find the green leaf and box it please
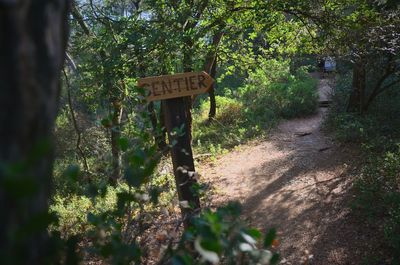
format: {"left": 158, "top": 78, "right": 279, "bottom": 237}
{"left": 149, "top": 187, "right": 161, "bottom": 204}
{"left": 264, "top": 228, "right": 277, "bottom": 248}
{"left": 124, "top": 167, "right": 145, "bottom": 188}
{"left": 245, "top": 228, "right": 262, "bottom": 240}
{"left": 1, "top": 175, "right": 38, "bottom": 199}
{"left": 270, "top": 253, "right": 280, "bottom": 265}
{"left": 101, "top": 118, "right": 112, "bottom": 128}
{"left": 117, "top": 137, "right": 129, "bottom": 151}
{"left": 200, "top": 237, "right": 222, "bottom": 254}
{"left": 17, "top": 212, "right": 58, "bottom": 238}
{"left": 117, "top": 192, "right": 135, "bottom": 211}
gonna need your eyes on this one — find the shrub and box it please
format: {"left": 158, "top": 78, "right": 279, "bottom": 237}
{"left": 353, "top": 147, "right": 400, "bottom": 262}
{"left": 199, "top": 96, "right": 244, "bottom": 126}
{"left": 328, "top": 70, "right": 400, "bottom": 262}
{"left": 326, "top": 71, "right": 400, "bottom": 146}
{"left": 193, "top": 59, "right": 319, "bottom": 155}
{"left": 243, "top": 64, "right": 318, "bottom": 119}
{"left": 193, "top": 96, "right": 245, "bottom": 154}
{"left": 50, "top": 185, "right": 123, "bottom": 236}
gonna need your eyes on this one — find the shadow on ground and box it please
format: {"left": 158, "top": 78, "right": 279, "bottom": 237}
{"left": 200, "top": 75, "right": 383, "bottom": 264}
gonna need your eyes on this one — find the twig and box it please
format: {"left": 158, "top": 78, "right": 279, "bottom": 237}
{"left": 193, "top": 153, "right": 212, "bottom": 159}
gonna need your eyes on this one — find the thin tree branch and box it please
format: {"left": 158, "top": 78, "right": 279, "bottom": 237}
{"left": 63, "top": 69, "right": 90, "bottom": 173}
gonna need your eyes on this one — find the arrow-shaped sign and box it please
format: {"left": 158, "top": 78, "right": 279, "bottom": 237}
{"left": 137, "top": 71, "right": 214, "bottom": 102}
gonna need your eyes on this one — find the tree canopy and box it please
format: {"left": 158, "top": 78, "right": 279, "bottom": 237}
{"left": 1, "top": 0, "right": 400, "bottom": 264}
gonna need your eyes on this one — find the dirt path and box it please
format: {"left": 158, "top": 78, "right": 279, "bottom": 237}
{"left": 199, "top": 74, "right": 374, "bottom": 264}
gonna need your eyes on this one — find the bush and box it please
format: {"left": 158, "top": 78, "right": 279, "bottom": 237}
{"left": 353, "top": 147, "right": 400, "bottom": 262}
{"left": 328, "top": 71, "right": 400, "bottom": 262}
{"left": 50, "top": 185, "right": 125, "bottom": 236}
{"left": 193, "top": 96, "right": 245, "bottom": 155}
{"left": 193, "top": 59, "right": 319, "bottom": 155}
{"left": 166, "top": 202, "right": 279, "bottom": 265}
{"left": 242, "top": 63, "right": 318, "bottom": 119}
{"left": 326, "top": 70, "right": 400, "bottom": 146}
{"left": 200, "top": 96, "right": 244, "bottom": 126}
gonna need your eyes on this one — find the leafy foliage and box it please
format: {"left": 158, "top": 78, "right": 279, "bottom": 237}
{"left": 327, "top": 63, "right": 400, "bottom": 262}
{"left": 193, "top": 59, "right": 318, "bottom": 155}
{"left": 353, "top": 148, "right": 400, "bottom": 263}
{"left": 11, "top": 0, "right": 400, "bottom": 263}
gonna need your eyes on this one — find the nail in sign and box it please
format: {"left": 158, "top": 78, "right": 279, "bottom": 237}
{"left": 137, "top": 71, "right": 214, "bottom": 102}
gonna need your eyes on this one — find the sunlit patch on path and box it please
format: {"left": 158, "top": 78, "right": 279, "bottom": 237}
{"left": 199, "top": 74, "right": 375, "bottom": 264}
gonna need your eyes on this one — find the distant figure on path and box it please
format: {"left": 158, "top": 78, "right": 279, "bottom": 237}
{"left": 323, "top": 56, "right": 336, "bottom": 73}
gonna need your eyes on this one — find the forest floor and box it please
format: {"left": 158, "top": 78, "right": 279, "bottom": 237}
{"left": 199, "top": 73, "right": 379, "bottom": 264}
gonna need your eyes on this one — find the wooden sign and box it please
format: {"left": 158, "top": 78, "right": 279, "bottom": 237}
{"left": 137, "top": 71, "right": 212, "bottom": 226}
{"left": 137, "top": 71, "right": 214, "bottom": 101}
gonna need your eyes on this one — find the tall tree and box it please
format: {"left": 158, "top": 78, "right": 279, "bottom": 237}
{"left": 0, "top": 0, "right": 70, "bottom": 263}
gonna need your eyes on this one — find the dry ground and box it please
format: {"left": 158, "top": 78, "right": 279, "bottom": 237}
{"left": 199, "top": 74, "right": 379, "bottom": 264}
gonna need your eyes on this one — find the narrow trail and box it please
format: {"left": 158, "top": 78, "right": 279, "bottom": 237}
{"left": 199, "top": 74, "right": 375, "bottom": 264}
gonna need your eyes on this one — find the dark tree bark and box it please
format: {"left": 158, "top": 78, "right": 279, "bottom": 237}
{"left": 202, "top": 29, "right": 224, "bottom": 121}
{"left": 162, "top": 99, "right": 200, "bottom": 227}
{"left": 208, "top": 56, "right": 218, "bottom": 121}
{"left": 183, "top": 41, "right": 194, "bottom": 143}
{"left": 110, "top": 100, "right": 123, "bottom": 185}
{"left": 362, "top": 57, "right": 399, "bottom": 113}
{"left": 347, "top": 59, "right": 366, "bottom": 113}
{"left": 63, "top": 70, "right": 90, "bottom": 173}
{"left": 0, "top": 0, "right": 70, "bottom": 263}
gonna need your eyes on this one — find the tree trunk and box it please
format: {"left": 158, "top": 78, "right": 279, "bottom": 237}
{"left": 110, "top": 100, "right": 122, "bottom": 185}
{"left": 202, "top": 30, "right": 223, "bottom": 121}
{"left": 183, "top": 44, "right": 194, "bottom": 143}
{"left": 347, "top": 59, "right": 366, "bottom": 113}
{"left": 208, "top": 56, "right": 217, "bottom": 121}
{"left": 162, "top": 99, "right": 200, "bottom": 227}
{"left": 64, "top": 70, "right": 90, "bottom": 173}
{"left": 0, "top": 1, "right": 70, "bottom": 263}
{"left": 362, "top": 56, "right": 398, "bottom": 113}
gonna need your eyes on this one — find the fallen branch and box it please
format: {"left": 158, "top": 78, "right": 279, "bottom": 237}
{"left": 295, "top": 132, "right": 312, "bottom": 137}
{"left": 193, "top": 153, "right": 212, "bottom": 159}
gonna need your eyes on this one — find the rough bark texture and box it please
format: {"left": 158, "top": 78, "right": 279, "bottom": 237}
{"left": 208, "top": 56, "right": 217, "bottom": 121}
{"left": 162, "top": 99, "right": 200, "bottom": 227}
{"left": 347, "top": 59, "right": 366, "bottom": 113}
{"left": 0, "top": 0, "right": 70, "bottom": 263}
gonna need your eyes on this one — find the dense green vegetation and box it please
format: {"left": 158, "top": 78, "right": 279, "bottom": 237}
{"left": 43, "top": 0, "right": 324, "bottom": 262}
{"left": 1, "top": 0, "right": 400, "bottom": 264}
{"left": 53, "top": 57, "right": 317, "bottom": 265}
{"left": 193, "top": 59, "right": 318, "bottom": 155}
{"left": 327, "top": 70, "right": 400, "bottom": 263}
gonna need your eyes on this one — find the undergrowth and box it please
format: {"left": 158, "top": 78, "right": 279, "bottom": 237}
{"left": 49, "top": 58, "right": 317, "bottom": 264}
{"left": 193, "top": 59, "right": 318, "bottom": 156}
{"left": 326, "top": 72, "right": 400, "bottom": 263}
